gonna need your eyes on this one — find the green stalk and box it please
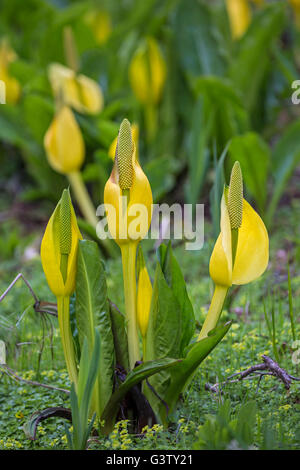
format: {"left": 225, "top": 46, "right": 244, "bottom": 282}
{"left": 198, "top": 285, "right": 228, "bottom": 340}
{"left": 57, "top": 296, "right": 78, "bottom": 386}
{"left": 121, "top": 242, "right": 140, "bottom": 369}
{"left": 67, "top": 171, "right": 98, "bottom": 228}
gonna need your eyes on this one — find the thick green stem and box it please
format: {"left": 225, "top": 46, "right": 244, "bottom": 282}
{"left": 198, "top": 285, "right": 229, "bottom": 340}
{"left": 57, "top": 296, "right": 78, "bottom": 387}
{"left": 121, "top": 242, "right": 140, "bottom": 369}
{"left": 67, "top": 171, "right": 98, "bottom": 227}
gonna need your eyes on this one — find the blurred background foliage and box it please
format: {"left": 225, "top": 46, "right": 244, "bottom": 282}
{"left": 0, "top": 0, "right": 300, "bottom": 251}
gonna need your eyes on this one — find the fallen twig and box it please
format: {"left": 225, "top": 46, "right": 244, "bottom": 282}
{"left": 0, "top": 364, "right": 69, "bottom": 394}
{"left": 205, "top": 355, "right": 299, "bottom": 393}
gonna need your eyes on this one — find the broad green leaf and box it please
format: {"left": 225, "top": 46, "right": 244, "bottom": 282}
{"left": 101, "top": 357, "right": 181, "bottom": 435}
{"left": 228, "top": 132, "right": 270, "bottom": 214}
{"left": 193, "top": 76, "right": 249, "bottom": 148}
{"left": 185, "top": 95, "right": 212, "bottom": 205}
{"left": 174, "top": 0, "right": 226, "bottom": 78}
{"left": 76, "top": 240, "right": 115, "bottom": 416}
{"left": 229, "top": 2, "right": 286, "bottom": 114}
{"left": 236, "top": 401, "right": 257, "bottom": 447}
{"left": 267, "top": 119, "right": 300, "bottom": 225}
{"left": 156, "top": 322, "right": 231, "bottom": 424}
{"left": 145, "top": 260, "right": 182, "bottom": 363}
{"left": 209, "top": 143, "right": 228, "bottom": 239}
{"left": 109, "top": 301, "right": 130, "bottom": 372}
{"left": 158, "top": 243, "right": 195, "bottom": 355}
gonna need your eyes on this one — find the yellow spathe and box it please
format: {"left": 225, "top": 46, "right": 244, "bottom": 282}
{"left": 0, "top": 40, "right": 20, "bottom": 104}
{"left": 129, "top": 37, "right": 166, "bottom": 105}
{"left": 48, "top": 63, "right": 103, "bottom": 114}
{"left": 41, "top": 193, "right": 82, "bottom": 297}
{"left": 104, "top": 145, "right": 152, "bottom": 246}
{"left": 85, "top": 10, "right": 112, "bottom": 45}
{"left": 44, "top": 105, "right": 85, "bottom": 175}
{"left": 209, "top": 191, "right": 269, "bottom": 287}
{"left": 226, "top": 0, "right": 251, "bottom": 39}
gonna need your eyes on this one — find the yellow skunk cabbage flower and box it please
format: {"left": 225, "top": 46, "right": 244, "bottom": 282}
{"left": 41, "top": 189, "right": 82, "bottom": 297}
{"left": 104, "top": 118, "right": 152, "bottom": 246}
{"left": 226, "top": 0, "right": 251, "bottom": 39}
{"left": 129, "top": 37, "right": 166, "bottom": 106}
{"left": 137, "top": 247, "right": 153, "bottom": 340}
{"left": 290, "top": 0, "right": 300, "bottom": 29}
{"left": 44, "top": 105, "right": 85, "bottom": 175}
{"left": 199, "top": 162, "right": 269, "bottom": 340}
{"left": 108, "top": 123, "right": 139, "bottom": 161}
{"left": 41, "top": 189, "right": 82, "bottom": 386}
{"left": 104, "top": 118, "right": 153, "bottom": 369}
{"left": 48, "top": 63, "right": 103, "bottom": 114}
{"left": 84, "top": 10, "right": 112, "bottom": 45}
{"left": 0, "top": 40, "right": 20, "bottom": 104}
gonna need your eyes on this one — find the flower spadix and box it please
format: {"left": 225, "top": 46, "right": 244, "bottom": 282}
{"left": 44, "top": 105, "right": 85, "bottom": 175}
{"left": 104, "top": 118, "right": 152, "bottom": 246}
{"left": 49, "top": 63, "right": 103, "bottom": 114}
{"left": 108, "top": 123, "right": 139, "bottom": 162}
{"left": 209, "top": 161, "right": 269, "bottom": 288}
{"left": 41, "top": 188, "right": 82, "bottom": 297}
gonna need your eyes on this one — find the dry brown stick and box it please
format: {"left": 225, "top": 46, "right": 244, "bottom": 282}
{"left": 262, "top": 355, "right": 291, "bottom": 390}
{"left": 0, "top": 364, "right": 69, "bottom": 394}
{"left": 205, "top": 355, "right": 299, "bottom": 393}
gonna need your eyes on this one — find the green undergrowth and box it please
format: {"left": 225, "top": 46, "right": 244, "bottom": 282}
{"left": 0, "top": 202, "right": 299, "bottom": 450}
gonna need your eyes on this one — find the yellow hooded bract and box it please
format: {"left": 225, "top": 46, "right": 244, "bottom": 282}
{"left": 209, "top": 190, "right": 269, "bottom": 287}
{"left": 48, "top": 63, "right": 103, "bottom": 114}
{"left": 104, "top": 119, "right": 152, "bottom": 246}
{"left": 41, "top": 192, "right": 82, "bottom": 297}
{"left": 226, "top": 0, "right": 251, "bottom": 39}
{"left": 0, "top": 40, "right": 20, "bottom": 104}
{"left": 44, "top": 105, "right": 85, "bottom": 175}
{"left": 104, "top": 147, "right": 152, "bottom": 246}
{"left": 84, "top": 9, "right": 112, "bottom": 45}
{"left": 129, "top": 37, "right": 166, "bottom": 105}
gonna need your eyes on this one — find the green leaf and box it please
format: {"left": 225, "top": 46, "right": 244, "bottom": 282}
{"left": 158, "top": 243, "right": 195, "bottom": 355}
{"left": 209, "top": 143, "right": 228, "bottom": 239}
{"left": 145, "top": 260, "right": 182, "bottom": 363}
{"left": 109, "top": 301, "right": 130, "bottom": 372}
{"left": 156, "top": 322, "right": 231, "bottom": 424}
{"left": 174, "top": 0, "right": 226, "bottom": 78}
{"left": 185, "top": 95, "right": 212, "bottom": 205}
{"left": 228, "top": 132, "right": 270, "bottom": 214}
{"left": 229, "top": 2, "right": 286, "bottom": 113}
{"left": 193, "top": 76, "right": 249, "bottom": 148}
{"left": 267, "top": 119, "right": 300, "bottom": 225}
{"left": 101, "top": 358, "right": 181, "bottom": 435}
{"left": 76, "top": 240, "right": 115, "bottom": 416}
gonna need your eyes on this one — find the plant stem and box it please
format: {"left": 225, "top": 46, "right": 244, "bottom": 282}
{"left": 68, "top": 171, "right": 98, "bottom": 228}
{"left": 57, "top": 296, "right": 78, "bottom": 386}
{"left": 121, "top": 242, "right": 140, "bottom": 369}
{"left": 198, "top": 285, "right": 228, "bottom": 340}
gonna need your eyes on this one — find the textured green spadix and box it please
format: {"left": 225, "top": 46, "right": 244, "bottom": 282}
{"left": 116, "top": 118, "right": 134, "bottom": 190}
{"left": 228, "top": 161, "right": 243, "bottom": 229}
{"left": 59, "top": 189, "right": 72, "bottom": 255}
